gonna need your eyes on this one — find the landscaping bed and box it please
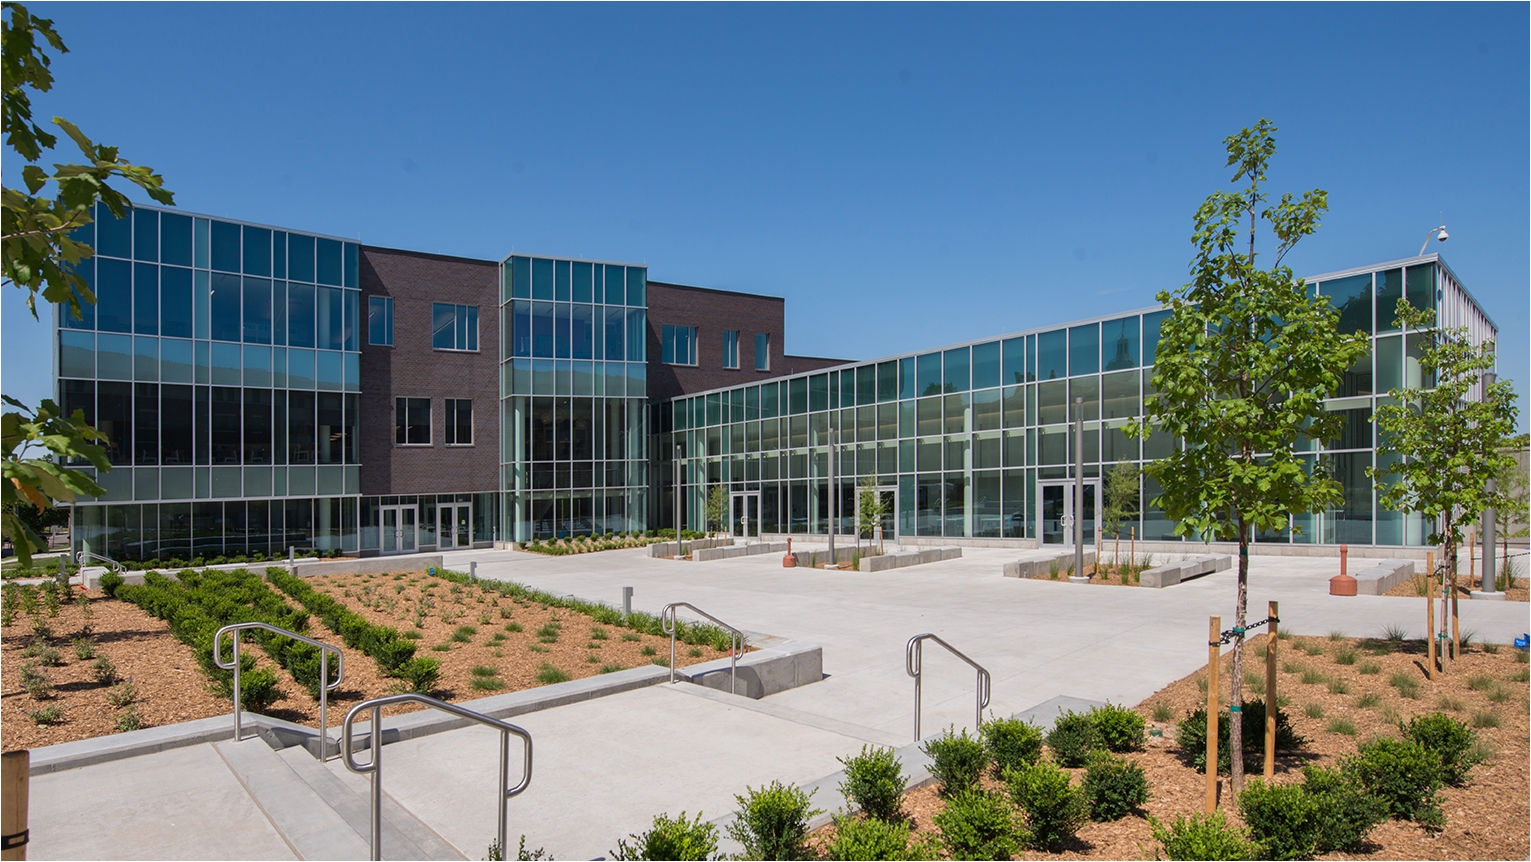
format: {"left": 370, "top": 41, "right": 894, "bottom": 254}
{"left": 801, "top": 632, "right": 1528, "bottom": 860}
{"left": 1383, "top": 570, "right": 1528, "bottom": 602}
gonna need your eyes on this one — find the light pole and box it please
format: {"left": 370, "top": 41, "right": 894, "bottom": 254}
{"left": 1475, "top": 371, "right": 1503, "bottom": 600}
{"left": 1418, "top": 224, "right": 1448, "bottom": 256}
{"left": 827, "top": 427, "right": 836, "bottom": 566}
{"left": 1072, "top": 396, "right": 1087, "bottom": 582}
{"left": 674, "top": 443, "right": 683, "bottom": 541}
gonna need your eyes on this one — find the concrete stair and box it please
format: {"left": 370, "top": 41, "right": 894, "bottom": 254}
{"left": 214, "top": 739, "right": 463, "bottom": 860}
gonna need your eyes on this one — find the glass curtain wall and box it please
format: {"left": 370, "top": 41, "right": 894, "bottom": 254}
{"left": 499, "top": 256, "right": 649, "bottom": 540}
{"left": 58, "top": 204, "right": 363, "bottom": 560}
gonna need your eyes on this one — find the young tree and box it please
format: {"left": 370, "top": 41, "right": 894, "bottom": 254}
{"left": 1101, "top": 460, "right": 1140, "bottom": 569}
{"left": 2, "top": 3, "right": 174, "bottom": 566}
{"left": 1126, "top": 119, "right": 1369, "bottom": 794}
{"left": 705, "top": 485, "right": 728, "bottom": 538}
{"left": 856, "top": 475, "right": 890, "bottom": 553}
{"left": 1368, "top": 301, "right": 1521, "bottom": 594}
{"left": 1493, "top": 436, "right": 1529, "bottom": 587}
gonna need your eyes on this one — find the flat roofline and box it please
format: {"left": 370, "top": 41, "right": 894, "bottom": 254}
{"left": 1302, "top": 253, "right": 1494, "bottom": 332}
{"left": 360, "top": 243, "right": 496, "bottom": 266}
{"left": 648, "top": 280, "right": 786, "bottom": 303}
{"left": 123, "top": 202, "right": 362, "bottom": 246}
{"left": 496, "top": 252, "right": 647, "bottom": 268}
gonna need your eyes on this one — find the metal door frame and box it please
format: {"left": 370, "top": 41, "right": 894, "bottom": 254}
{"left": 437, "top": 502, "right": 472, "bottom": 550}
{"left": 729, "top": 491, "right": 761, "bottom": 540}
{"left": 380, "top": 504, "right": 418, "bottom": 555}
{"left": 1036, "top": 479, "right": 1101, "bottom": 548}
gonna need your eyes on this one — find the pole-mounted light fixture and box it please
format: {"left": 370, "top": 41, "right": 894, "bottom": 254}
{"left": 1418, "top": 224, "right": 1448, "bottom": 256}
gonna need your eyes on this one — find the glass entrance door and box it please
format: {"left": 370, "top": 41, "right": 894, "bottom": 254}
{"left": 380, "top": 505, "right": 417, "bottom": 555}
{"left": 1038, "top": 481, "right": 1099, "bottom": 547}
{"left": 439, "top": 504, "right": 471, "bottom": 550}
{"left": 730, "top": 492, "right": 760, "bottom": 539}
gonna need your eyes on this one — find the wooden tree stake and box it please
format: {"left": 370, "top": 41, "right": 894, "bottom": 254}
{"left": 1264, "top": 601, "right": 1278, "bottom": 781}
{"left": 1426, "top": 567, "right": 1436, "bottom": 680}
{"left": 2, "top": 750, "right": 28, "bottom": 862}
{"left": 1206, "top": 615, "right": 1220, "bottom": 812}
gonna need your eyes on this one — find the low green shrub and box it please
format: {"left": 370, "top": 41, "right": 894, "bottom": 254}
{"left": 1149, "top": 811, "right": 1259, "bottom": 861}
{"left": 535, "top": 663, "right": 570, "bottom": 684}
{"left": 1300, "top": 766, "right": 1388, "bottom": 854}
{"left": 824, "top": 816, "right": 933, "bottom": 861}
{"left": 611, "top": 811, "right": 717, "bottom": 861}
{"left": 1237, "top": 779, "right": 1323, "bottom": 860}
{"left": 114, "top": 707, "right": 146, "bottom": 733}
{"left": 837, "top": 745, "right": 907, "bottom": 822}
{"left": 920, "top": 727, "right": 989, "bottom": 797}
{"left": 1004, "top": 759, "right": 1087, "bottom": 850}
{"left": 20, "top": 663, "right": 53, "bottom": 700}
{"left": 99, "top": 571, "right": 124, "bottom": 598}
{"left": 105, "top": 679, "right": 137, "bottom": 708}
{"left": 1046, "top": 710, "right": 1104, "bottom": 767}
{"left": 1401, "top": 712, "right": 1483, "bottom": 786}
{"left": 71, "top": 637, "right": 96, "bottom": 661}
{"left": 724, "top": 781, "right": 822, "bottom": 861}
{"left": 1176, "top": 698, "right": 1304, "bottom": 774}
{"left": 267, "top": 569, "right": 421, "bottom": 685}
{"left": 1088, "top": 702, "right": 1146, "bottom": 752}
{"left": 932, "top": 790, "right": 1024, "bottom": 861}
{"left": 980, "top": 716, "right": 1043, "bottom": 775}
{"left": 1081, "top": 753, "right": 1148, "bottom": 821}
{"left": 28, "top": 705, "right": 64, "bottom": 726}
{"left": 1342, "top": 736, "right": 1444, "bottom": 830}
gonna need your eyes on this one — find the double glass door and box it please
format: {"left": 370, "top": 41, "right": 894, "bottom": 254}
{"left": 1039, "top": 481, "right": 1099, "bottom": 547}
{"left": 730, "top": 493, "right": 760, "bottom": 539}
{"left": 439, "top": 504, "right": 472, "bottom": 549}
{"left": 381, "top": 505, "right": 417, "bottom": 555}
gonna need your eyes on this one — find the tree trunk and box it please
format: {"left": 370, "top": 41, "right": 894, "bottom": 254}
{"left": 1229, "top": 519, "right": 1250, "bottom": 795}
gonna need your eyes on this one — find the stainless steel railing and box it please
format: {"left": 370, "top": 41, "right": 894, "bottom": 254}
{"left": 74, "top": 549, "right": 124, "bottom": 574}
{"left": 905, "top": 633, "right": 991, "bottom": 742}
{"left": 342, "top": 694, "right": 532, "bottom": 862}
{"left": 660, "top": 602, "right": 745, "bottom": 695}
{"left": 213, "top": 622, "right": 345, "bottom": 760}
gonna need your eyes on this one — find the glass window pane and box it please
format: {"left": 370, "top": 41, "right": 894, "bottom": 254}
{"left": 242, "top": 226, "right": 270, "bottom": 276}
{"left": 604, "top": 307, "right": 625, "bottom": 360}
{"left": 1037, "top": 330, "right": 1066, "bottom": 380}
{"left": 95, "top": 258, "right": 132, "bottom": 333}
{"left": 943, "top": 347, "right": 970, "bottom": 392}
{"left": 1321, "top": 274, "right": 1372, "bottom": 335}
{"left": 878, "top": 361, "right": 899, "bottom": 402}
{"left": 160, "top": 266, "right": 192, "bottom": 338}
{"left": 1001, "top": 337, "right": 1026, "bottom": 384}
{"left": 211, "top": 220, "right": 240, "bottom": 272}
{"left": 287, "top": 283, "right": 315, "bottom": 348}
{"left": 316, "top": 238, "right": 342, "bottom": 285}
{"left": 133, "top": 209, "right": 158, "bottom": 262}
{"left": 570, "top": 304, "right": 594, "bottom": 359}
{"left": 210, "top": 272, "right": 241, "bottom": 342}
{"left": 368, "top": 296, "right": 393, "bottom": 346}
{"left": 1375, "top": 268, "right": 1404, "bottom": 333}
{"left": 789, "top": 377, "right": 808, "bottom": 414}
{"left": 532, "top": 258, "right": 553, "bottom": 300}
{"left": 1068, "top": 323, "right": 1099, "bottom": 376}
{"left": 242, "top": 277, "right": 272, "bottom": 344}
{"left": 916, "top": 352, "right": 942, "bottom": 396}
{"left": 288, "top": 234, "right": 315, "bottom": 282}
{"left": 96, "top": 203, "right": 131, "bottom": 259}
{"left": 626, "top": 310, "right": 645, "bottom": 362}
{"left": 1101, "top": 370, "right": 1140, "bottom": 420}
{"left": 971, "top": 341, "right": 1000, "bottom": 389}
{"left": 605, "top": 265, "right": 625, "bottom": 305}
{"left": 572, "top": 261, "right": 592, "bottom": 303}
{"left": 1102, "top": 316, "right": 1139, "bottom": 370}
{"left": 273, "top": 231, "right": 287, "bottom": 279}
{"left": 1375, "top": 334, "right": 1403, "bottom": 393}
{"left": 626, "top": 267, "right": 646, "bottom": 307}
{"left": 856, "top": 365, "right": 876, "bottom": 406}
{"left": 158, "top": 213, "right": 192, "bottom": 267}
{"left": 1142, "top": 310, "right": 1171, "bottom": 366}
{"left": 809, "top": 374, "right": 829, "bottom": 412}
{"left": 343, "top": 243, "right": 358, "bottom": 288}
{"left": 755, "top": 332, "right": 770, "bottom": 371}
{"left": 133, "top": 263, "right": 158, "bottom": 334}
{"left": 1405, "top": 264, "right": 1434, "bottom": 312}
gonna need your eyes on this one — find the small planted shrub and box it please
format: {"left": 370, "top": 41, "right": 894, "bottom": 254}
{"left": 72, "top": 636, "right": 96, "bottom": 660}
{"left": 611, "top": 811, "right": 717, "bottom": 861}
{"left": 1304, "top": 703, "right": 1324, "bottom": 719}
{"left": 1151, "top": 702, "right": 1174, "bottom": 722}
{"left": 824, "top": 816, "right": 929, "bottom": 862}
{"left": 115, "top": 708, "right": 146, "bottom": 733}
{"left": 1005, "top": 759, "right": 1087, "bottom": 850}
{"left": 535, "top": 663, "right": 570, "bottom": 684}
{"left": 1388, "top": 671, "right": 1421, "bottom": 699}
{"left": 1080, "top": 753, "right": 1148, "bottom": 822}
{"left": 724, "top": 781, "right": 822, "bottom": 861}
{"left": 1088, "top": 702, "right": 1145, "bottom": 752}
{"left": 1334, "top": 647, "right": 1357, "bottom": 666}
{"left": 92, "top": 656, "right": 118, "bottom": 685}
{"left": 980, "top": 716, "right": 1044, "bottom": 775}
{"left": 1046, "top": 710, "right": 1104, "bottom": 767}
{"left": 451, "top": 625, "right": 477, "bottom": 643}
{"left": 640, "top": 645, "right": 658, "bottom": 657}
{"left": 1177, "top": 698, "right": 1304, "bottom": 774}
{"left": 99, "top": 571, "right": 124, "bottom": 598}
{"left": 837, "top": 745, "right": 907, "bottom": 822}
{"left": 932, "top": 790, "right": 1023, "bottom": 861}
{"left": 920, "top": 726, "right": 989, "bottom": 797}
{"left": 505, "top": 622, "right": 524, "bottom": 633}
{"left": 398, "top": 657, "right": 442, "bottom": 694}
{"left": 599, "top": 663, "right": 624, "bottom": 674}
{"left": 1358, "top": 660, "right": 1381, "bottom": 675}
{"left": 1300, "top": 766, "right": 1388, "bottom": 854}
{"left": 1149, "top": 812, "right": 1258, "bottom": 861}
{"left": 1402, "top": 712, "right": 1483, "bottom": 786}
{"left": 1471, "top": 710, "right": 1500, "bottom": 729}
{"left": 1327, "top": 717, "right": 1356, "bottom": 736}
{"left": 106, "top": 679, "right": 138, "bottom": 708}
{"left": 28, "top": 705, "right": 65, "bottom": 726}
{"left": 1238, "top": 779, "right": 1325, "bottom": 860}
{"left": 1342, "top": 736, "right": 1444, "bottom": 829}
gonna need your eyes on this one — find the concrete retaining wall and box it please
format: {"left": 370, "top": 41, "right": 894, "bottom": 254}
{"left": 1004, "top": 551, "right": 1096, "bottom": 579}
{"left": 1140, "top": 554, "right": 1233, "bottom": 588}
{"left": 693, "top": 542, "right": 788, "bottom": 562}
{"left": 648, "top": 538, "right": 732, "bottom": 558}
{"left": 292, "top": 554, "right": 443, "bottom": 578}
{"left": 859, "top": 546, "right": 963, "bottom": 572}
{"left": 1353, "top": 559, "right": 1416, "bottom": 595}
{"left": 675, "top": 640, "right": 823, "bottom": 699}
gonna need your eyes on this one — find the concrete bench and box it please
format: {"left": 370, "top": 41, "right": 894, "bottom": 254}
{"left": 675, "top": 639, "right": 824, "bottom": 699}
{"left": 692, "top": 542, "right": 788, "bottom": 562}
{"left": 1352, "top": 559, "right": 1415, "bottom": 595}
{"left": 858, "top": 546, "right": 962, "bottom": 572}
{"left": 648, "top": 537, "right": 732, "bottom": 558}
{"left": 1003, "top": 550, "right": 1096, "bottom": 579}
{"left": 1140, "top": 554, "right": 1233, "bottom": 588}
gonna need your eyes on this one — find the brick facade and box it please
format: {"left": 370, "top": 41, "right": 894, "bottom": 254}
{"left": 644, "top": 281, "right": 845, "bottom": 403}
{"left": 358, "top": 246, "right": 500, "bottom": 496}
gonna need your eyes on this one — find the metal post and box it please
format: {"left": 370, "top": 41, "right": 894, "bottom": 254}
{"left": 497, "top": 730, "right": 509, "bottom": 861}
{"left": 1074, "top": 397, "right": 1085, "bottom": 580}
{"left": 622, "top": 586, "right": 633, "bottom": 617}
{"left": 470, "top": 561, "right": 478, "bottom": 580}
{"left": 1483, "top": 479, "right": 1498, "bottom": 594}
{"left": 319, "top": 649, "right": 329, "bottom": 762}
{"left": 827, "top": 428, "right": 836, "bottom": 566}
{"left": 231, "top": 631, "right": 242, "bottom": 742}
{"left": 912, "top": 644, "right": 923, "bottom": 743}
{"left": 370, "top": 704, "right": 382, "bottom": 861}
{"left": 288, "top": 546, "right": 295, "bottom": 567}
{"left": 674, "top": 443, "right": 683, "bottom": 540}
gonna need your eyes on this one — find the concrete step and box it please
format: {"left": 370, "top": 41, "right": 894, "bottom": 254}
{"left": 284, "top": 746, "right": 464, "bottom": 861}
{"left": 214, "top": 739, "right": 371, "bottom": 861}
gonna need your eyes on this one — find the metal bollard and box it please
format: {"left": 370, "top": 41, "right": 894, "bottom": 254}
{"left": 289, "top": 546, "right": 296, "bottom": 567}
{"left": 470, "top": 561, "right": 477, "bottom": 579}
{"left": 623, "top": 586, "right": 633, "bottom": 617}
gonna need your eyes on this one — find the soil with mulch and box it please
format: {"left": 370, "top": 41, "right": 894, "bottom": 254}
{"left": 304, "top": 571, "right": 735, "bottom": 712}
{"left": 809, "top": 633, "right": 1529, "bottom": 860}
{"left": 1, "top": 589, "right": 228, "bottom": 751}
{"left": 1383, "top": 571, "right": 1529, "bottom": 602}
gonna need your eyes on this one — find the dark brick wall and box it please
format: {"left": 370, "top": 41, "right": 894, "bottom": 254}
{"left": 645, "top": 281, "right": 847, "bottom": 402}
{"left": 359, "top": 246, "right": 500, "bottom": 496}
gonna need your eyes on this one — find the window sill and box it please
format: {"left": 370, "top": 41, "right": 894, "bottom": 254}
{"left": 395, "top": 443, "right": 434, "bottom": 448}
{"left": 444, "top": 443, "right": 475, "bottom": 448}
{"left": 432, "top": 348, "right": 480, "bottom": 354}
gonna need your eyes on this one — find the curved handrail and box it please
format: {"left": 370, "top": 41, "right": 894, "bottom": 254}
{"left": 905, "top": 633, "right": 992, "bottom": 742}
{"left": 75, "top": 549, "right": 124, "bottom": 574}
{"left": 660, "top": 602, "right": 744, "bottom": 696}
{"left": 214, "top": 622, "right": 344, "bottom": 760}
{"left": 342, "top": 693, "right": 533, "bottom": 862}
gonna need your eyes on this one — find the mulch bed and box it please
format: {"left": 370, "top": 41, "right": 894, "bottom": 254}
{"left": 810, "top": 633, "right": 1529, "bottom": 860}
{"left": 1383, "top": 572, "right": 1529, "bottom": 602}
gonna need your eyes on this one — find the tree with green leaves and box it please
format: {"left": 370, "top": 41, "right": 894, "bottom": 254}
{"left": 856, "top": 475, "right": 890, "bottom": 553}
{"left": 704, "top": 485, "right": 728, "bottom": 537}
{"left": 1493, "top": 435, "right": 1528, "bottom": 587}
{"left": 1126, "top": 119, "right": 1369, "bottom": 794}
{"left": 2, "top": 3, "right": 174, "bottom": 566}
{"left": 1368, "top": 301, "right": 1520, "bottom": 593}
{"left": 1101, "top": 460, "right": 1140, "bottom": 569}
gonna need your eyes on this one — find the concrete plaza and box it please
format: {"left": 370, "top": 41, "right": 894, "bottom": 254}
{"left": 27, "top": 544, "right": 1529, "bottom": 859}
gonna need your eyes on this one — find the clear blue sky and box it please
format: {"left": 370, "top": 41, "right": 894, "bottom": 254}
{"left": 5, "top": 3, "right": 1527, "bottom": 428}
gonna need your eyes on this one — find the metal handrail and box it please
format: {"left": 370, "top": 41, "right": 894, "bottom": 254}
{"left": 214, "top": 622, "right": 344, "bottom": 760}
{"left": 75, "top": 549, "right": 124, "bottom": 574}
{"left": 905, "top": 633, "right": 991, "bottom": 742}
{"left": 660, "top": 602, "right": 745, "bottom": 696}
{"left": 342, "top": 694, "right": 533, "bottom": 862}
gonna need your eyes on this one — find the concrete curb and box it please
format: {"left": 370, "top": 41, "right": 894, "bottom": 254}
{"left": 673, "top": 639, "right": 824, "bottom": 699}
{"left": 1003, "top": 550, "right": 1096, "bottom": 579}
{"left": 1353, "top": 559, "right": 1416, "bottom": 595}
{"left": 860, "top": 547, "right": 963, "bottom": 572}
{"left": 1140, "top": 554, "right": 1233, "bottom": 588}
{"left": 27, "top": 711, "right": 317, "bottom": 776}
{"left": 693, "top": 542, "right": 788, "bottom": 562}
